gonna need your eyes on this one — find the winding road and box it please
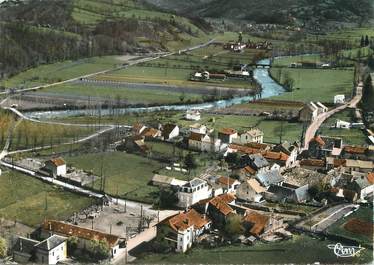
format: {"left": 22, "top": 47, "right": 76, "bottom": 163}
{"left": 303, "top": 81, "right": 363, "bottom": 149}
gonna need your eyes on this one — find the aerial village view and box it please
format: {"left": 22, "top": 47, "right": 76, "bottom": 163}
{"left": 0, "top": 0, "right": 373, "bottom": 264}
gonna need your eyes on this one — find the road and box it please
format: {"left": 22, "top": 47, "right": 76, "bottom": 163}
{"left": 295, "top": 203, "right": 358, "bottom": 233}
{"left": 303, "top": 81, "right": 363, "bottom": 149}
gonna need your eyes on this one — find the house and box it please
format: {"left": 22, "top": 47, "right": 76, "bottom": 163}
{"left": 216, "top": 176, "right": 241, "bottom": 193}
{"left": 241, "top": 211, "right": 283, "bottom": 237}
{"left": 162, "top": 124, "right": 180, "bottom": 140}
{"left": 299, "top": 102, "right": 319, "bottom": 122}
{"left": 44, "top": 158, "right": 66, "bottom": 177}
{"left": 218, "top": 128, "right": 238, "bottom": 144}
{"left": 265, "top": 183, "right": 309, "bottom": 203}
{"left": 342, "top": 146, "right": 370, "bottom": 160}
{"left": 185, "top": 110, "right": 201, "bottom": 121}
{"left": 308, "top": 136, "right": 343, "bottom": 158}
{"left": 261, "top": 150, "right": 292, "bottom": 168}
{"left": 189, "top": 123, "right": 207, "bottom": 134}
{"left": 34, "top": 235, "right": 67, "bottom": 264}
{"left": 233, "top": 128, "right": 264, "bottom": 144}
{"left": 256, "top": 170, "right": 284, "bottom": 188}
{"left": 132, "top": 123, "right": 147, "bottom": 135}
{"left": 329, "top": 188, "right": 358, "bottom": 203}
{"left": 335, "top": 119, "right": 351, "bottom": 129}
{"left": 191, "top": 71, "right": 210, "bottom": 81}
{"left": 237, "top": 179, "right": 266, "bottom": 203}
{"left": 196, "top": 194, "right": 236, "bottom": 227}
{"left": 233, "top": 165, "right": 257, "bottom": 180}
{"left": 41, "top": 220, "right": 125, "bottom": 259}
{"left": 345, "top": 159, "right": 373, "bottom": 173}
{"left": 151, "top": 174, "right": 188, "bottom": 188}
{"left": 157, "top": 209, "right": 211, "bottom": 253}
{"left": 334, "top": 95, "right": 345, "bottom": 104}
{"left": 245, "top": 154, "right": 270, "bottom": 173}
{"left": 140, "top": 127, "right": 162, "bottom": 139}
{"left": 188, "top": 132, "right": 222, "bottom": 153}
{"left": 13, "top": 237, "right": 41, "bottom": 263}
{"left": 177, "top": 178, "right": 212, "bottom": 208}
{"left": 13, "top": 235, "right": 67, "bottom": 265}
{"left": 300, "top": 159, "right": 325, "bottom": 171}
{"left": 272, "top": 142, "right": 299, "bottom": 163}
{"left": 348, "top": 174, "right": 374, "bottom": 200}
{"left": 316, "top": 102, "right": 328, "bottom": 114}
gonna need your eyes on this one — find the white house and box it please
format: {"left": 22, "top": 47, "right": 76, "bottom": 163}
{"left": 233, "top": 128, "right": 264, "bottom": 145}
{"left": 177, "top": 178, "right": 212, "bottom": 208}
{"left": 157, "top": 209, "right": 211, "bottom": 253}
{"left": 218, "top": 128, "right": 238, "bottom": 144}
{"left": 334, "top": 95, "right": 345, "bottom": 104}
{"left": 185, "top": 110, "right": 201, "bottom": 121}
{"left": 216, "top": 176, "right": 241, "bottom": 193}
{"left": 335, "top": 119, "right": 351, "bottom": 129}
{"left": 316, "top": 102, "right": 328, "bottom": 114}
{"left": 162, "top": 124, "right": 179, "bottom": 140}
{"left": 188, "top": 132, "right": 222, "bottom": 153}
{"left": 189, "top": 123, "right": 207, "bottom": 134}
{"left": 299, "top": 102, "right": 319, "bottom": 122}
{"left": 34, "top": 235, "right": 67, "bottom": 265}
{"left": 44, "top": 158, "right": 66, "bottom": 177}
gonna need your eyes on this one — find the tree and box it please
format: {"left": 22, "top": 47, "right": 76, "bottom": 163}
{"left": 365, "top": 35, "right": 370, "bottom": 46}
{"left": 238, "top": 32, "right": 243, "bottom": 43}
{"left": 224, "top": 214, "right": 244, "bottom": 238}
{"left": 87, "top": 240, "right": 110, "bottom": 260}
{"left": 158, "top": 187, "right": 178, "bottom": 208}
{"left": 0, "top": 237, "right": 7, "bottom": 258}
{"left": 184, "top": 153, "right": 198, "bottom": 174}
{"left": 360, "top": 36, "right": 365, "bottom": 47}
{"left": 225, "top": 152, "right": 241, "bottom": 167}
{"left": 282, "top": 72, "right": 295, "bottom": 92}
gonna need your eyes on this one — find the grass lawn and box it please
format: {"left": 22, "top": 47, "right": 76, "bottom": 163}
{"left": 319, "top": 110, "right": 368, "bottom": 145}
{"left": 270, "top": 67, "right": 354, "bottom": 103}
{"left": 0, "top": 170, "right": 92, "bottom": 227}
{"left": 2, "top": 56, "right": 121, "bottom": 89}
{"left": 327, "top": 207, "right": 373, "bottom": 246}
{"left": 134, "top": 235, "right": 373, "bottom": 264}
{"left": 66, "top": 152, "right": 163, "bottom": 203}
{"left": 40, "top": 83, "right": 203, "bottom": 105}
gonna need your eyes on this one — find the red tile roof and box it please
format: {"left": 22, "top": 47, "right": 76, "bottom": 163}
{"left": 312, "top": 136, "right": 325, "bottom": 146}
{"left": 189, "top": 132, "right": 205, "bottom": 141}
{"left": 243, "top": 166, "right": 256, "bottom": 175}
{"left": 245, "top": 142, "right": 268, "bottom": 150}
{"left": 48, "top": 158, "right": 65, "bottom": 167}
{"left": 163, "top": 209, "right": 211, "bottom": 232}
{"left": 217, "top": 176, "right": 238, "bottom": 186}
{"left": 344, "top": 146, "right": 367, "bottom": 154}
{"left": 300, "top": 159, "right": 325, "bottom": 167}
{"left": 209, "top": 196, "right": 234, "bottom": 216}
{"left": 218, "top": 193, "right": 236, "bottom": 204}
{"left": 333, "top": 159, "right": 347, "bottom": 167}
{"left": 262, "top": 151, "right": 289, "bottom": 162}
{"left": 219, "top": 128, "right": 237, "bottom": 135}
{"left": 243, "top": 211, "right": 270, "bottom": 236}
{"left": 228, "top": 144, "right": 261, "bottom": 155}
{"left": 141, "top": 127, "right": 159, "bottom": 138}
{"left": 43, "top": 220, "right": 120, "bottom": 247}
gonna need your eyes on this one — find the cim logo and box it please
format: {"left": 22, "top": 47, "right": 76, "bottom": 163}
{"left": 327, "top": 243, "right": 365, "bottom": 258}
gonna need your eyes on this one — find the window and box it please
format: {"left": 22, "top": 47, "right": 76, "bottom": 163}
{"left": 52, "top": 251, "right": 54, "bottom": 256}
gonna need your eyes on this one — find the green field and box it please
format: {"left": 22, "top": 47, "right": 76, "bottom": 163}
{"left": 2, "top": 56, "right": 121, "bottom": 89}
{"left": 319, "top": 110, "right": 368, "bottom": 145}
{"left": 270, "top": 66, "right": 354, "bottom": 103}
{"left": 0, "top": 170, "right": 92, "bottom": 227}
{"left": 40, "top": 83, "right": 202, "bottom": 105}
{"left": 134, "top": 235, "right": 372, "bottom": 264}
{"left": 327, "top": 207, "right": 373, "bottom": 246}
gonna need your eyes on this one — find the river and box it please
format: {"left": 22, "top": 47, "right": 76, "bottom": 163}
{"left": 25, "top": 59, "right": 285, "bottom": 119}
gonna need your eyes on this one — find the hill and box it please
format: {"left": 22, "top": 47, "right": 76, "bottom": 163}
{"left": 0, "top": 0, "right": 211, "bottom": 80}
{"left": 144, "top": 0, "right": 373, "bottom": 24}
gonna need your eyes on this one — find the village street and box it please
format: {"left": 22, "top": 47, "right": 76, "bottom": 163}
{"left": 303, "top": 81, "right": 363, "bottom": 149}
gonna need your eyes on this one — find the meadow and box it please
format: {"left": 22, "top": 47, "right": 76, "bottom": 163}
{"left": 0, "top": 170, "right": 92, "bottom": 227}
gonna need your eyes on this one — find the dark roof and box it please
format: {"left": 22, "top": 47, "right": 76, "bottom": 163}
{"left": 162, "top": 124, "right": 178, "bottom": 137}
{"left": 256, "top": 170, "right": 284, "bottom": 187}
{"left": 183, "top": 178, "right": 206, "bottom": 189}
{"left": 13, "top": 237, "right": 40, "bottom": 254}
{"left": 249, "top": 154, "right": 269, "bottom": 169}
{"left": 35, "top": 235, "right": 66, "bottom": 251}
{"left": 268, "top": 183, "right": 309, "bottom": 202}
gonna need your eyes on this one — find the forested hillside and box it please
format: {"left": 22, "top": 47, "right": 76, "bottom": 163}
{"left": 144, "top": 0, "right": 373, "bottom": 24}
{"left": 0, "top": 0, "right": 210, "bottom": 81}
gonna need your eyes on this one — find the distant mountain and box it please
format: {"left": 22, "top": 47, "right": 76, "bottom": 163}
{"left": 144, "top": 0, "right": 373, "bottom": 24}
